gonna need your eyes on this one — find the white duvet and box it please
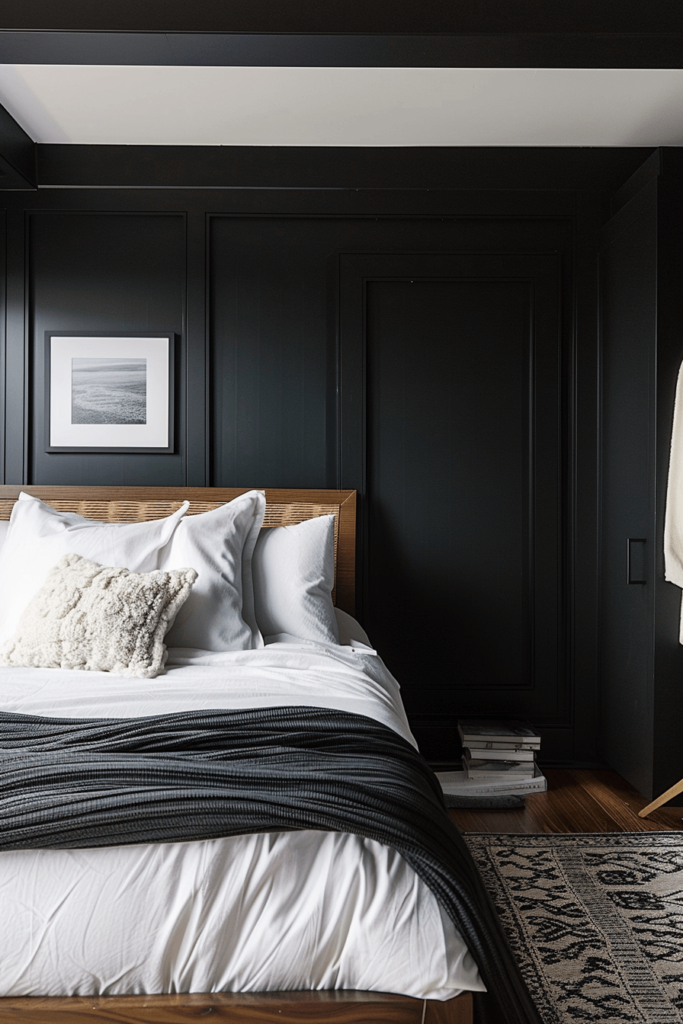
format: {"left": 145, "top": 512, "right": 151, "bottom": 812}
{"left": 0, "top": 642, "right": 485, "bottom": 1000}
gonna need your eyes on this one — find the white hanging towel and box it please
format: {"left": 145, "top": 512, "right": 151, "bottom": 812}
{"left": 664, "top": 360, "right": 683, "bottom": 641}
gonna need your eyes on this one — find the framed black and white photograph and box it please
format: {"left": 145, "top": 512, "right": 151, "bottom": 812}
{"left": 45, "top": 332, "right": 175, "bottom": 453}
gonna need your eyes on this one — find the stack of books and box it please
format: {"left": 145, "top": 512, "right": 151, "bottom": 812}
{"left": 436, "top": 719, "right": 547, "bottom": 799}
{"left": 461, "top": 719, "right": 540, "bottom": 781}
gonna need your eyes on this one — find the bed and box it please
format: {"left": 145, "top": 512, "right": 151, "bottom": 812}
{"left": 0, "top": 485, "right": 538, "bottom": 1024}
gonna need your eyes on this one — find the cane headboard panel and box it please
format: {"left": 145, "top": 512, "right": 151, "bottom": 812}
{"left": 0, "top": 486, "right": 356, "bottom": 614}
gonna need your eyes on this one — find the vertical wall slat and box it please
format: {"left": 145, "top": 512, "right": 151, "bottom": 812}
{"left": 0, "top": 208, "right": 6, "bottom": 484}
{"left": 186, "top": 211, "right": 208, "bottom": 485}
{"left": 4, "top": 203, "right": 26, "bottom": 484}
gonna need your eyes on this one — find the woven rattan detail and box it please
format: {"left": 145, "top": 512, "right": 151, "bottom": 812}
{"left": 0, "top": 499, "right": 339, "bottom": 524}
{"left": 0, "top": 498, "right": 341, "bottom": 600}
{"left": 0, "top": 501, "right": 15, "bottom": 521}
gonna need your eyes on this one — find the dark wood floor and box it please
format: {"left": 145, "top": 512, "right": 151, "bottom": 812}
{"left": 448, "top": 768, "right": 683, "bottom": 834}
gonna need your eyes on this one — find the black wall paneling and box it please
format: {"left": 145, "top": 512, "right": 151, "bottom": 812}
{"left": 0, "top": 208, "right": 5, "bottom": 481}
{"left": 599, "top": 149, "right": 683, "bottom": 801}
{"left": 27, "top": 210, "right": 187, "bottom": 485}
{"left": 4, "top": 206, "right": 27, "bottom": 484}
{"left": 599, "top": 181, "right": 658, "bottom": 797}
{"left": 208, "top": 208, "right": 577, "bottom": 491}
{"left": 209, "top": 215, "right": 334, "bottom": 490}
{"left": 186, "top": 211, "right": 209, "bottom": 486}
{"left": 611, "top": 150, "right": 661, "bottom": 217}
{"left": 340, "top": 251, "right": 569, "bottom": 757}
{"left": 652, "top": 152, "right": 683, "bottom": 802}
{"left": 0, "top": 148, "right": 655, "bottom": 765}
{"left": 0, "top": 103, "right": 36, "bottom": 190}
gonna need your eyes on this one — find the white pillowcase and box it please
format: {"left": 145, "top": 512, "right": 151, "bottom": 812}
{"left": 335, "top": 607, "right": 372, "bottom": 648}
{"left": 0, "top": 521, "right": 7, "bottom": 562}
{"left": 252, "top": 514, "right": 340, "bottom": 645}
{"left": 0, "top": 493, "right": 188, "bottom": 647}
{"left": 160, "top": 490, "right": 266, "bottom": 651}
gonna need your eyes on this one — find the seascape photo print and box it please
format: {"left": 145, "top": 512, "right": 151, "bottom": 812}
{"left": 71, "top": 357, "right": 147, "bottom": 425}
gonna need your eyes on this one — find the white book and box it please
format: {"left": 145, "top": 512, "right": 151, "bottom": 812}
{"left": 458, "top": 719, "right": 541, "bottom": 749}
{"left": 463, "top": 756, "right": 536, "bottom": 779}
{"left": 436, "top": 765, "right": 548, "bottom": 797}
{"left": 464, "top": 746, "right": 536, "bottom": 762}
{"left": 464, "top": 739, "right": 540, "bottom": 751}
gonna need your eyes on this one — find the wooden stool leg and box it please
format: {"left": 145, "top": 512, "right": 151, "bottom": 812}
{"left": 639, "top": 776, "right": 683, "bottom": 817}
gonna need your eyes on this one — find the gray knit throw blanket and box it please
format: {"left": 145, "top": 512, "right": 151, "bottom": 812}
{"left": 0, "top": 706, "right": 540, "bottom": 1024}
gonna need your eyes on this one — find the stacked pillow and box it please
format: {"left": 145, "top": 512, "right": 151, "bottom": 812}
{"left": 0, "top": 492, "right": 348, "bottom": 675}
{"left": 252, "top": 514, "right": 339, "bottom": 646}
{"left": 0, "top": 493, "right": 190, "bottom": 649}
{"left": 159, "top": 491, "right": 265, "bottom": 652}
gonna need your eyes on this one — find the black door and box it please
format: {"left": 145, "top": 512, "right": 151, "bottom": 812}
{"left": 340, "top": 253, "right": 565, "bottom": 744}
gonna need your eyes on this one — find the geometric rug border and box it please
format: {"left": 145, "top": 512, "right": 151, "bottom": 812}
{"left": 465, "top": 832, "right": 683, "bottom": 1024}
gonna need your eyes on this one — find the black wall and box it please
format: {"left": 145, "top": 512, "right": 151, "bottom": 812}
{"left": 0, "top": 146, "right": 660, "bottom": 766}
{"left": 599, "top": 149, "right": 683, "bottom": 800}
{"left": 599, "top": 176, "right": 658, "bottom": 795}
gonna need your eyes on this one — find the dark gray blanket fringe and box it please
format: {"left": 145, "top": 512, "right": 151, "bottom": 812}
{"left": 0, "top": 706, "right": 541, "bottom": 1024}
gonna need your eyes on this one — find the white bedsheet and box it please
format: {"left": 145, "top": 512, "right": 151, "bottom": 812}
{"left": 0, "top": 642, "right": 415, "bottom": 745}
{"left": 0, "top": 644, "right": 485, "bottom": 1000}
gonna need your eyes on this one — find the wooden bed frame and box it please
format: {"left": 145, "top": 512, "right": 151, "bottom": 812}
{"left": 0, "top": 485, "right": 474, "bottom": 1024}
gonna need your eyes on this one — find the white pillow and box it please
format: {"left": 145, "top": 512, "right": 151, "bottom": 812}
{"left": 0, "top": 493, "right": 188, "bottom": 647}
{"left": 252, "top": 514, "right": 340, "bottom": 645}
{"left": 335, "top": 607, "right": 372, "bottom": 648}
{"left": 160, "top": 489, "right": 266, "bottom": 651}
{"left": 0, "top": 521, "right": 7, "bottom": 562}
{"left": 0, "top": 553, "right": 197, "bottom": 679}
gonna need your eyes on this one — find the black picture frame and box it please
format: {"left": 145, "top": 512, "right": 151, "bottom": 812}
{"left": 45, "top": 331, "right": 176, "bottom": 454}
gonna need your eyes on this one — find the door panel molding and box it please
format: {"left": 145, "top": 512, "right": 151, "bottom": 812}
{"left": 340, "top": 252, "right": 566, "bottom": 722}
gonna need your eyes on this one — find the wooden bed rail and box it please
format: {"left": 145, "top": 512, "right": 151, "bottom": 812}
{"left": 0, "top": 991, "right": 473, "bottom": 1024}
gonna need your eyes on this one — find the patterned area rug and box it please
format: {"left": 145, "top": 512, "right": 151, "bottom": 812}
{"left": 464, "top": 833, "right": 683, "bottom": 1024}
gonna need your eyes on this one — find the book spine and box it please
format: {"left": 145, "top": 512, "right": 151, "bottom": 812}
{"left": 444, "top": 777, "right": 548, "bottom": 796}
{"left": 465, "top": 747, "right": 536, "bottom": 761}
{"left": 459, "top": 736, "right": 540, "bottom": 750}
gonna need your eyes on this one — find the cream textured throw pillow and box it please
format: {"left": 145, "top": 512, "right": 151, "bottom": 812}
{"left": 0, "top": 553, "right": 197, "bottom": 679}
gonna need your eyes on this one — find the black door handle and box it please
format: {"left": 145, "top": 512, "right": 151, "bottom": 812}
{"left": 627, "top": 538, "right": 647, "bottom": 584}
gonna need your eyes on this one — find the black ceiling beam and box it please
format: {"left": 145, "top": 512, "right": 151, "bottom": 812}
{"left": 0, "top": 31, "right": 681, "bottom": 69}
{"left": 36, "top": 144, "right": 654, "bottom": 192}
{"left": 0, "top": 103, "right": 37, "bottom": 189}
{"left": 0, "top": 0, "right": 681, "bottom": 34}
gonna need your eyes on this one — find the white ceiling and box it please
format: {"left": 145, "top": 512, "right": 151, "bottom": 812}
{"left": 1, "top": 65, "right": 683, "bottom": 146}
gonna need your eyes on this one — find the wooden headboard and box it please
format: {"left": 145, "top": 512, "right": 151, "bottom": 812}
{"left": 0, "top": 486, "right": 357, "bottom": 614}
